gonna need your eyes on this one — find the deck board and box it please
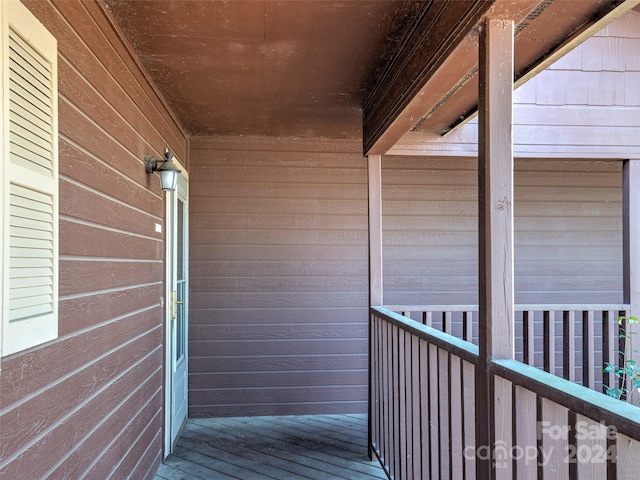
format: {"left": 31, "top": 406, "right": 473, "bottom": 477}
{"left": 154, "top": 414, "right": 387, "bottom": 480}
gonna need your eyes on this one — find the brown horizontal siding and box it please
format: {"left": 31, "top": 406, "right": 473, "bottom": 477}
{"left": 59, "top": 285, "right": 161, "bottom": 335}
{"left": 1, "top": 318, "right": 159, "bottom": 439}
{"left": 79, "top": 383, "right": 162, "bottom": 480}
{"left": 0, "top": 319, "right": 162, "bottom": 479}
{"left": 2, "top": 308, "right": 159, "bottom": 405}
{"left": 192, "top": 354, "right": 368, "bottom": 375}
{"left": 60, "top": 178, "right": 162, "bottom": 238}
{"left": 60, "top": 260, "right": 163, "bottom": 297}
{"left": 191, "top": 338, "right": 366, "bottom": 357}
{"left": 60, "top": 220, "right": 162, "bottom": 259}
{"left": 190, "top": 370, "right": 368, "bottom": 389}
{"left": 59, "top": 139, "right": 163, "bottom": 219}
{"left": 188, "top": 401, "right": 368, "bottom": 419}
{"left": 190, "top": 386, "right": 368, "bottom": 406}
{"left": 190, "top": 306, "right": 366, "bottom": 324}
{"left": 191, "top": 322, "right": 366, "bottom": 341}
{"left": 382, "top": 157, "right": 623, "bottom": 306}
{"left": 189, "top": 136, "right": 368, "bottom": 417}
{"left": 1, "top": 1, "right": 186, "bottom": 479}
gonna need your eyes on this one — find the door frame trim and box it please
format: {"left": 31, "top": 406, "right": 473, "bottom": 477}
{"left": 163, "top": 158, "right": 189, "bottom": 458}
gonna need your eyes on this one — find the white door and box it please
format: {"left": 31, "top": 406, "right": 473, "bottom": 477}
{"left": 166, "top": 173, "right": 188, "bottom": 453}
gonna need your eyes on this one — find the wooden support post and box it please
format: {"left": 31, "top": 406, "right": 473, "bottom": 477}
{"left": 368, "top": 154, "right": 383, "bottom": 307}
{"left": 623, "top": 160, "right": 640, "bottom": 400}
{"left": 476, "top": 18, "right": 515, "bottom": 480}
{"left": 367, "top": 153, "right": 383, "bottom": 460}
{"left": 624, "top": 160, "right": 639, "bottom": 319}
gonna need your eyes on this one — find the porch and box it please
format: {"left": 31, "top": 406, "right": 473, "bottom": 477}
{"left": 153, "top": 414, "right": 385, "bottom": 480}
{"left": 361, "top": 9, "right": 640, "bottom": 477}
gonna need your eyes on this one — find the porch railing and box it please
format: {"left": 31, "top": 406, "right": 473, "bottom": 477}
{"left": 386, "top": 304, "right": 631, "bottom": 394}
{"left": 369, "top": 306, "right": 640, "bottom": 479}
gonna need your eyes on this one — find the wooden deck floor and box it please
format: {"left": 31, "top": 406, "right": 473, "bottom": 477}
{"left": 153, "top": 413, "right": 387, "bottom": 480}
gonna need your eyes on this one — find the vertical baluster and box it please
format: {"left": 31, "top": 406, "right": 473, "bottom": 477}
{"left": 370, "top": 314, "right": 377, "bottom": 458}
{"left": 562, "top": 310, "right": 575, "bottom": 382}
{"left": 543, "top": 310, "right": 555, "bottom": 374}
{"left": 583, "top": 310, "right": 595, "bottom": 390}
{"left": 388, "top": 321, "right": 395, "bottom": 473}
{"left": 411, "top": 335, "right": 421, "bottom": 480}
{"left": 462, "top": 361, "right": 476, "bottom": 479}
{"left": 450, "top": 356, "right": 463, "bottom": 479}
{"left": 438, "top": 349, "right": 450, "bottom": 477}
{"left": 398, "top": 330, "right": 407, "bottom": 480}
{"left": 575, "top": 415, "right": 607, "bottom": 479}
{"left": 539, "top": 399, "right": 569, "bottom": 479}
{"left": 376, "top": 316, "right": 382, "bottom": 465}
{"left": 602, "top": 310, "right": 616, "bottom": 394}
{"left": 429, "top": 345, "right": 440, "bottom": 479}
{"left": 523, "top": 310, "right": 535, "bottom": 366}
{"left": 382, "top": 319, "right": 390, "bottom": 470}
{"left": 392, "top": 325, "right": 400, "bottom": 479}
{"left": 420, "top": 339, "right": 431, "bottom": 480}
{"left": 514, "top": 386, "right": 537, "bottom": 479}
{"left": 619, "top": 312, "right": 630, "bottom": 400}
{"left": 443, "top": 311, "right": 452, "bottom": 334}
{"left": 423, "top": 311, "right": 432, "bottom": 327}
{"left": 463, "top": 311, "right": 473, "bottom": 343}
{"left": 403, "top": 333, "right": 412, "bottom": 480}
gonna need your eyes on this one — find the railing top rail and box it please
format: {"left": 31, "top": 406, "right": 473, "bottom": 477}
{"left": 517, "top": 304, "right": 631, "bottom": 312}
{"left": 385, "top": 304, "right": 479, "bottom": 312}
{"left": 384, "top": 304, "right": 631, "bottom": 313}
{"left": 370, "top": 306, "right": 479, "bottom": 364}
{"left": 492, "top": 359, "right": 640, "bottom": 440}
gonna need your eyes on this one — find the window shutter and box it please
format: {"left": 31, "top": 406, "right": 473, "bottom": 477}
{"left": 2, "top": 1, "right": 58, "bottom": 356}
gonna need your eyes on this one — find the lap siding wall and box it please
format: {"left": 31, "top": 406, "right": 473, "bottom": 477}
{"left": 0, "top": 2, "right": 186, "bottom": 479}
{"left": 189, "top": 136, "right": 369, "bottom": 417}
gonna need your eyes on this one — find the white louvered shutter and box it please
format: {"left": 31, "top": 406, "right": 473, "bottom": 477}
{"left": 2, "top": 0, "right": 58, "bottom": 356}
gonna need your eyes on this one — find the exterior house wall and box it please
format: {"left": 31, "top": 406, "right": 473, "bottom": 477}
{"left": 188, "top": 135, "right": 369, "bottom": 417}
{"left": 382, "top": 156, "right": 622, "bottom": 386}
{"left": 187, "top": 149, "right": 623, "bottom": 417}
{"left": 382, "top": 157, "right": 623, "bottom": 306}
{"left": 0, "top": 1, "right": 185, "bottom": 479}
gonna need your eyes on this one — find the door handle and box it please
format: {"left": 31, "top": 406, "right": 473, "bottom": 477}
{"left": 169, "top": 292, "right": 185, "bottom": 320}
{"left": 169, "top": 291, "right": 178, "bottom": 320}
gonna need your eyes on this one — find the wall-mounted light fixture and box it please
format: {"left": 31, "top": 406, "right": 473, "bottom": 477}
{"left": 145, "top": 148, "right": 182, "bottom": 192}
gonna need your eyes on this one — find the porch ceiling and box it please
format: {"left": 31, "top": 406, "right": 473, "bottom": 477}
{"left": 105, "top": 0, "right": 639, "bottom": 150}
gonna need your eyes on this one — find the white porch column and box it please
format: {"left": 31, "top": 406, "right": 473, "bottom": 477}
{"left": 476, "top": 18, "right": 515, "bottom": 479}
{"left": 368, "top": 154, "right": 383, "bottom": 306}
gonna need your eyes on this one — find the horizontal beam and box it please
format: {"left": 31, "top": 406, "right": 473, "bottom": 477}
{"left": 362, "top": 0, "right": 493, "bottom": 155}
{"left": 384, "top": 304, "right": 630, "bottom": 313}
